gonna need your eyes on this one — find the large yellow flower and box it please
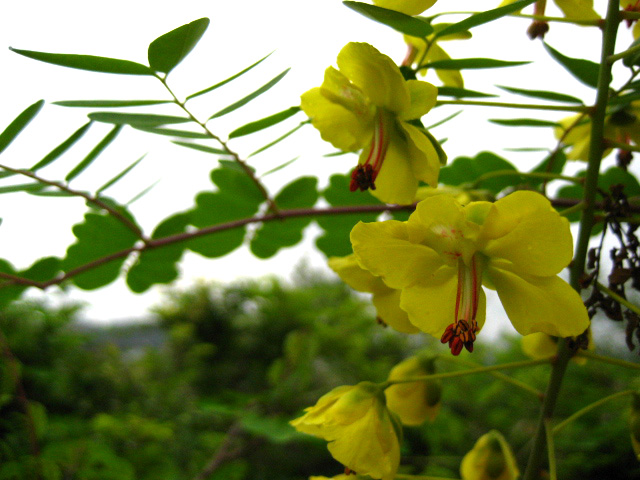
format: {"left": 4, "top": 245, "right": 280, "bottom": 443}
{"left": 372, "top": 0, "right": 437, "bottom": 16}
{"left": 291, "top": 382, "right": 402, "bottom": 480}
{"left": 301, "top": 42, "right": 441, "bottom": 205}
{"left": 556, "top": 105, "right": 640, "bottom": 161}
{"left": 460, "top": 430, "right": 519, "bottom": 480}
{"left": 499, "top": 0, "right": 599, "bottom": 20}
{"left": 351, "top": 191, "right": 590, "bottom": 355}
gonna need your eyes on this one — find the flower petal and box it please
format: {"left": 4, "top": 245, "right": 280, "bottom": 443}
{"left": 399, "top": 80, "right": 438, "bottom": 120}
{"left": 400, "top": 266, "right": 487, "bottom": 336}
{"left": 427, "top": 43, "right": 464, "bottom": 89}
{"left": 328, "top": 254, "right": 386, "bottom": 293}
{"left": 481, "top": 191, "right": 573, "bottom": 277}
{"left": 373, "top": 288, "right": 420, "bottom": 333}
{"left": 367, "top": 128, "right": 420, "bottom": 205}
{"left": 555, "top": 0, "right": 600, "bottom": 19}
{"left": 351, "top": 220, "right": 444, "bottom": 289}
{"left": 337, "top": 42, "right": 410, "bottom": 113}
{"left": 301, "top": 81, "right": 372, "bottom": 152}
{"left": 373, "top": 0, "right": 437, "bottom": 15}
{"left": 399, "top": 121, "right": 440, "bottom": 187}
{"left": 487, "top": 266, "right": 590, "bottom": 337}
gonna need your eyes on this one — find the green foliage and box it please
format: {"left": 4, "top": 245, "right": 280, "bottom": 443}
{"left": 439, "top": 151, "right": 522, "bottom": 195}
{"left": 543, "top": 43, "right": 600, "bottom": 89}
{"left": 343, "top": 1, "right": 434, "bottom": 38}
{"left": 0, "top": 100, "right": 44, "bottom": 155}
{"left": 147, "top": 18, "right": 210, "bottom": 75}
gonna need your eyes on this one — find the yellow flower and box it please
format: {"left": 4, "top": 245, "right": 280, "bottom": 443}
{"left": 291, "top": 382, "right": 402, "bottom": 480}
{"left": 385, "top": 356, "right": 442, "bottom": 425}
{"left": 556, "top": 105, "right": 640, "bottom": 161}
{"left": 521, "top": 328, "right": 593, "bottom": 365}
{"left": 350, "top": 191, "right": 590, "bottom": 355}
{"left": 328, "top": 254, "right": 419, "bottom": 334}
{"left": 403, "top": 27, "right": 472, "bottom": 89}
{"left": 301, "top": 42, "right": 441, "bottom": 205}
{"left": 372, "top": 0, "right": 437, "bottom": 16}
{"left": 460, "top": 430, "right": 519, "bottom": 480}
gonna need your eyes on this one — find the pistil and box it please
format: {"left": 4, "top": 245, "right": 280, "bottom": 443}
{"left": 441, "top": 256, "right": 480, "bottom": 355}
{"left": 350, "top": 110, "right": 389, "bottom": 192}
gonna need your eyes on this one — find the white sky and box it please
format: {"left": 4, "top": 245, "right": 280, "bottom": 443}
{"left": 0, "top": 1, "right": 631, "bottom": 331}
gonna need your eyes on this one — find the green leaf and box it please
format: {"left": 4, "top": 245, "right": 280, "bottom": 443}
{"left": 229, "top": 106, "right": 301, "bottom": 139}
{"left": 209, "top": 69, "right": 290, "bottom": 120}
{"left": 53, "top": 99, "right": 171, "bottom": 107}
{"left": 132, "top": 126, "right": 210, "bottom": 139}
{"left": 63, "top": 210, "right": 140, "bottom": 290}
{"left": 126, "top": 213, "right": 190, "bottom": 293}
{"left": 30, "top": 121, "right": 92, "bottom": 171}
{"left": 96, "top": 154, "right": 146, "bottom": 194}
{"left": 250, "top": 177, "right": 318, "bottom": 258}
{"left": 623, "top": 37, "right": 640, "bottom": 67}
{"left": 608, "top": 91, "right": 640, "bottom": 106}
{"left": 148, "top": 18, "right": 209, "bottom": 74}
{"left": 0, "top": 100, "right": 44, "bottom": 155}
{"left": 65, "top": 124, "right": 122, "bottom": 182}
{"left": 315, "top": 174, "right": 382, "bottom": 257}
{"left": 186, "top": 52, "right": 274, "bottom": 101}
{"left": 425, "top": 111, "right": 462, "bottom": 129}
{"left": 219, "top": 160, "right": 254, "bottom": 173}
{"left": 497, "top": 85, "right": 583, "bottom": 104}
{"left": 439, "top": 151, "right": 522, "bottom": 194}
{"left": 343, "top": 1, "right": 433, "bottom": 37}
{"left": 9, "top": 48, "right": 153, "bottom": 75}
{"left": 424, "top": 58, "right": 529, "bottom": 70}
{"left": 249, "top": 122, "right": 306, "bottom": 157}
{"left": 262, "top": 157, "right": 298, "bottom": 176}
{"left": 171, "top": 141, "right": 227, "bottom": 155}
{"left": 435, "top": 0, "right": 536, "bottom": 38}
{"left": 89, "top": 112, "right": 190, "bottom": 127}
{"left": 543, "top": 43, "right": 599, "bottom": 89}
{"left": 188, "top": 168, "right": 265, "bottom": 258}
{"left": 525, "top": 150, "right": 567, "bottom": 189}
{"left": 489, "top": 118, "right": 561, "bottom": 127}
{"left": 0, "top": 182, "right": 46, "bottom": 194}
{"left": 437, "top": 87, "right": 496, "bottom": 98}
{"left": 240, "top": 413, "right": 303, "bottom": 443}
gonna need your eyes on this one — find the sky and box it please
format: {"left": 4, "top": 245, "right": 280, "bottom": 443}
{"left": 0, "top": 1, "right": 630, "bottom": 332}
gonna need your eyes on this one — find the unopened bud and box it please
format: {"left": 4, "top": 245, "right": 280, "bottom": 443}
{"left": 460, "top": 430, "right": 519, "bottom": 480}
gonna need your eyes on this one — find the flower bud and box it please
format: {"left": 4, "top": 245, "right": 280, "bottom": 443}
{"left": 460, "top": 430, "right": 519, "bottom": 480}
{"left": 385, "top": 356, "right": 442, "bottom": 426}
{"left": 291, "top": 382, "right": 402, "bottom": 480}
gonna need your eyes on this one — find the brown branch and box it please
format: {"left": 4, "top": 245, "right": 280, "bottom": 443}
{"left": 0, "top": 164, "right": 146, "bottom": 241}
{"left": 0, "top": 198, "right": 636, "bottom": 292}
{"left": 191, "top": 422, "right": 243, "bottom": 480}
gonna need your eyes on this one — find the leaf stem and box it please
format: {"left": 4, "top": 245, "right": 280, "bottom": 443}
{"left": 552, "top": 389, "right": 635, "bottom": 435}
{"left": 435, "top": 99, "right": 590, "bottom": 113}
{"left": 604, "top": 139, "right": 640, "bottom": 153}
{"left": 596, "top": 281, "right": 640, "bottom": 316}
{"left": 0, "top": 163, "right": 146, "bottom": 241}
{"left": 544, "top": 419, "right": 558, "bottom": 480}
{"left": 470, "top": 169, "right": 583, "bottom": 189}
{"left": 155, "top": 74, "right": 280, "bottom": 214}
{"left": 608, "top": 43, "right": 640, "bottom": 64}
{"left": 577, "top": 350, "right": 640, "bottom": 370}
{"left": 522, "top": 1, "right": 620, "bottom": 478}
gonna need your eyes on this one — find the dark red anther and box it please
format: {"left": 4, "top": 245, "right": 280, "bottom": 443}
{"left": 349, "top": 164, "right": 377, "bottom": 192}
{"left": 450, "top": 337, "right": 464, "bottom": 356}
{"left": 464, "top": 341, "right": 474, "bottom": 353}
{"left": 441, "top": 324, "right": 455, "bottom": 344}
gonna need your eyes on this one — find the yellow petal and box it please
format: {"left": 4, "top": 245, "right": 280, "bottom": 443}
{"left": 460, "top": 430, "right": 519, "bottom": 480}
{"left": 328, "top": 254, "right": 387, "bottom": 294}
{"left": 372, "top": 0, "right": 437, "bottom": 16}
{"left": 373, "top": 288, "right": 420, "bottom": 333}
{"left": 400, "top": 266, "right": 487, "bottom": 336}
{"left": 301, "top": 84, "right": 372, "bottom": 152}
{"left": 337, "top": 42, "right": 410, "bottom": 113}
{"left": 425, "top": 43, "right": 464, "bottom": 88}
{"left": 487, "top": 266, "right": 590, "bottom": 337}
{"left": 367, "top": 128, "right": 420, "bottom": 205}
{"left": 481, "top": 191, "right": 573, "bottom": 277}
{"left": 351, "top": 220, "right": 444, "bottom": 289}
{"left": 399, "top": 80, "right": 438, "bottom": 120}
{"left": 399, "top": 121, "right": 440, "bottom": 187}
{"left": 554, "top": 0, "right": 600, "bottom": 20}
{"left": 521, "top": 332, "right": 558, "bottom": 360}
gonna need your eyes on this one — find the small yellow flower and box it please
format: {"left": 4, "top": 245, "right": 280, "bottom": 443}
{"left": 291, "top": 382, "right": 402, "bottom": 480}
{"left": 521, "top": 329, "right": 593, "bottom": 365}
{"left": 385, "top": 356, "right": 442, "bottom": 426}
{"left": 403, "top": 28, "right": 472, "bottom": 89}
{"left": 499, "top": 0, "right": 599, "bottom": 20}
{"left": 460, "top": 430, "right": 520, "bottom": 480}
{"left": 301, "top": 42, "right": 441, "bottom": 205}
{"left": 372, "top": 0, "right": 437, "bottom": 16}
{"left": 556, "top": 105, "right": 640, "bottom": 162}
{"left": 351, "top": 191, "right": 590, "bottom": 355}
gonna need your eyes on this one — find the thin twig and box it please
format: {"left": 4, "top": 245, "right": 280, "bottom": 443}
{"left": 192, "top": 422, "right": 243, "bottom": 480}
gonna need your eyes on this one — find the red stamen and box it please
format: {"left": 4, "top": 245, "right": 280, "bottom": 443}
{"left": 349, "top": 111, "right": 389, "bottom": 193}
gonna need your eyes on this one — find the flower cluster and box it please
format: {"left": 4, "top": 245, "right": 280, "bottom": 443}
{"left": 350, "top": 191, "right": 589, "bottom": 354}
